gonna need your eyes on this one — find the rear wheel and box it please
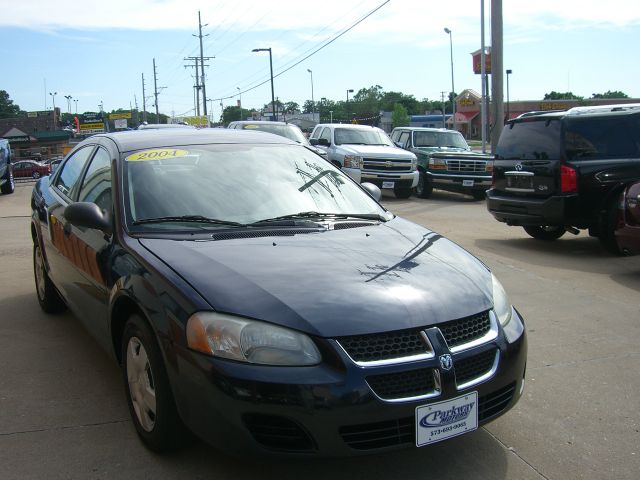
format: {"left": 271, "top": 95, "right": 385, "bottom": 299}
{"left": 0, "top": 165, "right": 14, "bottom": 194}
{"left": 32, "top": 171, "right": 41, "bottom": 179}
{"left": 523, "top": 225, "right": 566, "bottom": 241}
{"left": 33, "top": 243, "right": 66, "bottom": 313}
{"left": 122, "top": 314, "right": 186, "bottom": 452}
{"left": 598, "top": 201, "right": 622, "bottom": 255}
{"left": 394, "top": 187, "right": 413, "bottom": 199}
{"left": 471, "top": 191, "right": 486, "bottom": 201}
{"left": 414, "top": 171, "right": 433, "bottom": 198}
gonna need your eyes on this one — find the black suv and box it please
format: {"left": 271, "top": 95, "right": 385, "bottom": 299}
{"left": 487, "top": 104, "right": 640, "bottom": 252}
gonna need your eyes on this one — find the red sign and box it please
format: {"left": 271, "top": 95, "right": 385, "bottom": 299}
{"left": 472, "top": 51, "right": 491, "bottom": 74}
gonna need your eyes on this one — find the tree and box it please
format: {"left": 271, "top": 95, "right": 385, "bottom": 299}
{"left": 591, "top": 90, "right": 629, "bottom": 99}
{"left": 391, "top": 103, "right": 410, "bottom": 129}
{"left": 222, "top": 106, "right": 251, "bottom": 125}
{"left": 543, "top": 91, "right": 584, "bottom": 100}
{"left": 283, "top": 101, "right": 299, "bottom": 114}
{"left": 0, "top": 90, "right": 21, "bottom": 119}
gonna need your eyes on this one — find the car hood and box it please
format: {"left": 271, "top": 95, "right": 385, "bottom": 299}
{"left": 414, "top": 146, "right": 470, "bottom": 154}
{"left": 339, "top": 144, "right": 416, "bottom": 160}
{"left": 139, "top": 217, "right": 492, "bottom": 338}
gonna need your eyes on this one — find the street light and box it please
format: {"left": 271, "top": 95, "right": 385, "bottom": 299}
{"left": 346, "top": 89, "right": 354, "bottom": 122}
{"left": 506, "top": 69, "right": 512, "bottom": 123}
{"left": 252, "top": 47, "right": 276, "bottom": 121}
{"left": 307, "top": 69, "right": 315, "bottom": 123}
{"left": 444, "top": 27, "right": 456, "bottom": 131}
{"left": 73, "top": 99, "right": 78, "bottom": 114}
{"left": 236, "top": 86, "right": 242, "bottom": 120}
{"left": 49, "top": 92, "right": 57, "bottom": 128}
{"left": 64, "top": 95, "right": 72, "bottom": 113}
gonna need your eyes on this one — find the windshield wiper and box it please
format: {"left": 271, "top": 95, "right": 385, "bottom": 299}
{"left": 132, "top": 215, "right": 244, "bottom": 227}
{"left": 250, "top": 211, "right": 388, "bottom": 225}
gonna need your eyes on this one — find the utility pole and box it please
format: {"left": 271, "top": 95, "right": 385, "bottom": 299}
{"left": 480, "top": 0, "right": 487, "bottom": 153}
{"left": 153, "top": 58, "right": 159, "bottom": 119}
{"left": 141, "top": 73, "right": 148, "bottom": 123}
{"left": 440, "top": 91, "right": 447, "bottom": 127}
{"left": 491, "top": 0, "right": 504, "bottom": 153}
{"left": 185, "top": 56, "right": 211, "bottom": 117}
{"left": 134, "top": 94, "right": 140, "bottom": 125}
{"left": 194, "top": 11, "right": 211, "bottom": 118}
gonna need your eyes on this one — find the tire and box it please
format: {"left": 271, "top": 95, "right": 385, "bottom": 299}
{"left": 32, "top": 171, "right": 41, "bottom": 179}
{"left": 472, "top": 191, "right": 486, "bottom": 201}
{"left": 414, "top": 171, "right": 433, "bottom": 198}
{"left": 122, "top": 314, "right": 186, "bottom": 452}
{"left": 1, "top": 167, "right": 15, "bottom": 195}
{"left": 598, "top": 201, "right": 622, "bottom": 255}
{"left": 394, "top": 187, "right": 413, "bottom": 199}
{"left": 523, "top": 225, "right": 566, "bottom": 241}
{"left": 33, "top": 243, "right": 66, "bottom": 313}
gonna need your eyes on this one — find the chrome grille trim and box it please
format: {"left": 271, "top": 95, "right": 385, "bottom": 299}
{"left": 446, "top": 310, "right": 499, "bottom": 354}
{"left": 334, "top": 335, "right": 435, "bottom": 367}
{"left": 367, "top": 369, "right": 442, "bottom": 404}
{"left": 446, "top": 159, "right": 488, "bottom": 172}
{"left": 456, "top": 350, "right": 500, "bottom": 390}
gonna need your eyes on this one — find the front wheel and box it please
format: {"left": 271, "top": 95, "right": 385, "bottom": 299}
{"left": 598, "top": 201, "right": 622, "bottom": 255}
{"left": 472, "top": 191, "right": 486, "bottom": 201}
{"left": 32, "top": 171, "right": 41, "bottom": 179}
{"left": 414, "top": 172, "right": 433, "bottom": 198}
{"left": 394, "top": 187, "right": 413, "bottom": 199}
{"left": 122, "top": 315, "right": 187, "bottom": 452}
{"left": 33, "top": 243, "right": 66, "bottom": 313}
{"left": 523, "top": 225, "right": 566, "bottom": 241}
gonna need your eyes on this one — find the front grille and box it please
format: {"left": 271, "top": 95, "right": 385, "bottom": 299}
{"left": 340, "top": 417, "right": 413, "bottom": 450}
{"left": 455, "top": 349, "right": 497, "bottom": 386}
{"left": 446, "top": 159, "right": 487, "bottom": 172}
{"left": 478, "top": 382, "right": 516, "bottom": 421}
{"left": 337, "top": 329, "right": 427, "bottom": 363}
{"left": 439, "top": 311, "right": 491, "bottom": 349}
{"left": 340, "top": 382, "right": 516, "bottom": 451}
{"left": 363, "top": 158, "right": 413, "bottom": 173}
{"left": 367, "top": 368, "right": 436, "bottom": 400}
{"left": 243, "top": 414, "right": 316, "bottom": 452}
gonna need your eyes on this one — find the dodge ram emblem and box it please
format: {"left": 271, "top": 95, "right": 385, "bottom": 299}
{"left": 439, "top": 354, "right": 453, "bottom": 371}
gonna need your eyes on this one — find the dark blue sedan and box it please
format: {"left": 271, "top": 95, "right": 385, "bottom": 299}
{"left": 31, "top": 129, "right": 526, "bottom": 455}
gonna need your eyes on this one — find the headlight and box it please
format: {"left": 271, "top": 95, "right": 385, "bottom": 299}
{"left": 491, "top": 274, "right": 513, "bottom": 327}
{"left": 186, "top": 312, "right": 321, "bottom": 366}
{"left": 411, "top": 156, "right": 417, "bottom": 170}
{"left": 343, "top": 155, "right": 363, "bottom": 169}
{"left": 428, "top": 158, "right": 447, "bottom": 169}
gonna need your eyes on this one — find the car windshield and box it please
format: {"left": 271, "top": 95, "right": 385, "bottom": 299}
{"left": 413, "top": 131, "right": 469, "bottom": 149}
{"left": 241, "top": 124, "right": 308, "bottom": 144}
{"left": 334, "top": 128, "right": 393, "bottom": 146}
{"left": 123, "top": 144, "right": 387, "bottom": 231}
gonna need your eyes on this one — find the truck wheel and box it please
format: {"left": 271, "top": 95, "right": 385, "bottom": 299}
{"left": 414, "top": 172, "right": 433, "bottom": 198}
{"left": 0, "top": 165, "right": 15, "bottom": 194}
{"left": 523, "top": 226, "right": 566, "bottom": 241}
{"left": 598, "top": 201, "right": 622, "bottom": 255}
{"left": 394, "top": 187, "right": 413, "bottom": 199}
{"left": 472, "top": 191, "right": 486, "bottom": 201}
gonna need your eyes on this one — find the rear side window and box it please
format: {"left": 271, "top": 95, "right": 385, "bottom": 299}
{"left": 565, "top": 116, "right": 640, "bottom": 161}
{"left": 496, "top": 119, "right": 561, "bottom": 160}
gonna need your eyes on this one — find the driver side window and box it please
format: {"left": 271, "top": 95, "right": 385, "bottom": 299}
{"left": 78, "top": 147, "right": 112, "bottom": 212}
{"left": 54, "top": 146, "right": 95, "bottom": 198}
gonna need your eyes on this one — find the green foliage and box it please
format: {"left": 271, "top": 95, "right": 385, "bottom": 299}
{"left": 391, "top": 103, "right": 410, "bottom": 129}
{"left": 591, "top": 90, "right": 629, "bottom": 99}
{"left": 543, "top": 91, "right": 584, "bottom": 100}
{"left": 0, "top": 90, "right": 22, "bottom": 119}
{"left": 222, "top": 106, "right": 251, "bottom": 125}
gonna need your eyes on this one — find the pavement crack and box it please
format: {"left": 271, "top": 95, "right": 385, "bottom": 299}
{"left": 0, "top": 419, "right": 129, "bottom": 437}
{"left": 483, "top": 428, "right": 551, "bottom": 480}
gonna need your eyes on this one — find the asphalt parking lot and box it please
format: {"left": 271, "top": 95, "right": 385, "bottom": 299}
{"left": 1, "top": 183, "right": 639, "bottom": 480}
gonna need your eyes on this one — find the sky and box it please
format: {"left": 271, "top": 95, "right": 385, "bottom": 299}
{"left": 1, "top": 0, "right": 639, "bottom": 121}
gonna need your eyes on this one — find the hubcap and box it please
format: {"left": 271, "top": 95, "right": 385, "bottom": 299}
{"left": 126, "top": 337, "right": 157, "bottom": 432}
{"left": 9, "top": 169, "right": 14, "bottom": 189}
{"left": 34, "top": 246, "right": 46, "bottom": 300}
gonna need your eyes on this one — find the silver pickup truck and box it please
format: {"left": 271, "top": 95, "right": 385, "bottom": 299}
{"left": 310, "top": 124, "right": 418, "bottom": 198}
{"left": 0, "top": 139, "right": 15, "bottom": 195}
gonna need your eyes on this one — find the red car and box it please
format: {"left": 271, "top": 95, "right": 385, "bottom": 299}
{"left": 12, "top": 160, "right": 51, "bottom": 179}
{"left": 615, "top": 180, "right": 640, "bottom": 255}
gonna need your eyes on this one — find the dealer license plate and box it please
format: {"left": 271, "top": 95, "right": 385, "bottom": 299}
{"left": 462, "top": 179, "right": 474, "bottom": 187}
{"left": 382, "top": 181, "right": 395, "bottom": 189}
{"left": 415, "top": 392, "right": 478, "bottom": 446}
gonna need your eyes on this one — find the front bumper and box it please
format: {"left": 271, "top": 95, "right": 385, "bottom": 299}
{"left": 428, "top": 172, "right": 492, "bottom": 192}
{"left": 486, "top": 190, "right": 576, "bottom": 226}
{"left": 361, "top": 170, "right": 419, "bottom": 189}
{"left": 168, "top": 309, "right": 527, "bottom": 457}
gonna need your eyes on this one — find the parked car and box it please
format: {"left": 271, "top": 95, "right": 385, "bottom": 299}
{"left": 310, "top": 123, "right": 418, "bottom": 199}
{"left": 0, "top": 138, "right": 14, "bottom": 195}
{"left": 137, "top": 123, "right": 196, "bottom": 130}
{"left": 12, "top": 159, "right": 51, "bottom": 179}
{"left": 227, "top": 120, "right": 328, "bottom": 160}
{"left": 31, "top": 129, "right": 526, "bottom": 456}
{"left": 390, "top": 127, "right": 492, "bottom": 200}
{"left": 487, "top": 103, "right": 640, "bottom": 252}
{"left": 615, "top": 180, "right": 640, "bottom": 255}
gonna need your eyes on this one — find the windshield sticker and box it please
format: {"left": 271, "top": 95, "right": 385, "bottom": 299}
{"left": 126, "top": 149, "right": 189, "bottom": 162}
{"left": 243, "top": 125, "right": 260, "bottom": 129}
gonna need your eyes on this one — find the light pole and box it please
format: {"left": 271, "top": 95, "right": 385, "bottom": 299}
{"left": 73, "top": 99, "right": 78, "bottom": 114}
{"left": 329, "top": 111, "right": 333, "bottom": 123}
{"left": 444, "top": 27, "right": 456, "bottom": 131}
{"left": 236, "top": 87, "right": 242, "bottom": 120}
{"left": 346, "top": 89, "right": 354, "bottom": 122}
{"left": 252, "top": 48, "right": 276, "bottom": 121}
{"left": 506, "top": 69, "right": 512, "bottom": 123}
{"left": 307, "top": 69, "right": 315, "bottom": 123}
{"left": 49, "top": 92, "right": 57, "bottom": 128}
{"left": 64, "top": 95, "right": 72, "bottom": 113}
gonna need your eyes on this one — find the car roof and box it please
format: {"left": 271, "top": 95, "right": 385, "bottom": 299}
{"left": 512, "top": 103, "right": 640, "bottom": 123}
{"left": 229, "top": 121, "right": 299, "bottom": 127}
{"left": 89, "top": 128, "right": 298, "bottom": 153}
{"left": 393, "top": 127, "right": 455, "bottom": 133}
{"left": 315, "top": 123, "right": 382, "bottom": 130}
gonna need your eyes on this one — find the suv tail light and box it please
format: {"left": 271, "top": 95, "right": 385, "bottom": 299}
{"left": 560, "top": 165, "right": 577, "bottom": 193}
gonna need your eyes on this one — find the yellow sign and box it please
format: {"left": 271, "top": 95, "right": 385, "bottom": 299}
{"left": 80, "top": 122, "right": 105, "bottom": 130}
{"left": 109, "top": 112, "right": 132, "bottom": 120}
{"left": 126, "top": 149, "right": 189, "bottom": 162}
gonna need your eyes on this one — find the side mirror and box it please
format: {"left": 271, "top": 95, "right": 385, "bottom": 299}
{"left": 317, "top": 138, "right": 330, "bottom": 147}
{"left": 361, "top": 182, "right": 382, "bottom": 202}
{"left": 394, "top": 141, "right": 404, "bottom": 148}
{"left": 64, "top": 202, "right": 112, "bottom": 235}
{"left": 309, "top": 138, "right": 319, "bottom": 146}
